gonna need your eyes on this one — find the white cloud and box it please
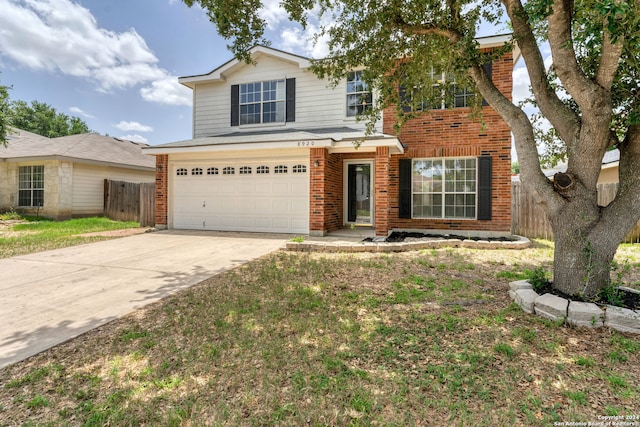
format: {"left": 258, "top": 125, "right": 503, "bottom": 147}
{"left": 0, "top": 0, "right": 189, "bottom": 106}
{"left": 260, "top": 0, "right": 290, "bottom": 30}
{"left": 279, "top": 24, "right": 330, "bottom": 59}
{"left": 114, "top": 121, "right": 154, "bottom": 132}
{"left": 275, "top": 7, "right": 333, "bottom": 59}
{"left": 512, "top": 64, "right": 531, "bottom": 104}
{"left": 69, "top": 106, "right": 94, "bottom": 118}
{"left": 119, "top": 134, "right": 149, "bottom": 144}
{"left": 140, "top": 76, "right": 192, "bottom": 106}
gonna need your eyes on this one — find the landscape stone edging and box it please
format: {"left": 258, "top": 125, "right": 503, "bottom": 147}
{"left": 285, "top": 235, "right": 531, "bottom": 253}
{"left": 510, "top": 281, "right": 640, "bottom": 334}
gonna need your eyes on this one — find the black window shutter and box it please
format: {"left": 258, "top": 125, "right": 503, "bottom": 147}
{"left": 399, "top": 158, "right": 412, "bottom": 218}
{"left": 481, "top": 61, "right": 493, "bottom": 106}
{"left": 477, "top": 155, "right": 492, "bottom": 220}
{"left": 286, "top": 78, "right": 295, "bottom": 122}
{"left": 231, "top": 84, "right": 239, "bottom": 126}
{"left": 399, "top": 84, "right": 411, "bottom": 113}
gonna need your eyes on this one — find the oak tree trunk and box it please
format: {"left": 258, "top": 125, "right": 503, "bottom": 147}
{"left": 550, "top": 217, "right": 618, "bottom": 298}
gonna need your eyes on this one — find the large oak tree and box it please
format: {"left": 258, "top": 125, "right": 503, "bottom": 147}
{"left": 184, "top": 0, "right": 640, "bottom": 298}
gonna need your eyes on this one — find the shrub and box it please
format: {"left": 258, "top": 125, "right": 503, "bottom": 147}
{"left": 527, "top": 267, "right": 550, "bottom": 293}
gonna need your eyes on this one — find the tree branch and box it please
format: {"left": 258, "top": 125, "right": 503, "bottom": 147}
{"left": 468, "top": 64, "right": 563, "bottom": 213}
{"left": 547, "top": 0, "right": 604, "bottom": 107}
{"left": 596, "top": 124, "right": 640, "bottom": 240}
{"left": 391, "top": 19, "right": 462, "bottom": 43}
{"left": 596, "top": 30, "right": 624, "bottom": 90}
{"left": 502, "top": 0, "right": 581, "bottom": 146}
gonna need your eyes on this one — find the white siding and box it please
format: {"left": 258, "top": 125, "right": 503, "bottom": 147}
{"left": 193, "top": 55, "right": 368, "bottom": 138}
{"left": 72, "top": 164, "right": 154, "bottom": 215}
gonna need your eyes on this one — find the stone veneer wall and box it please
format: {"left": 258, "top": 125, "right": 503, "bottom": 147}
{"left": 0, "top": 160, "right": 71, "bottom": 219}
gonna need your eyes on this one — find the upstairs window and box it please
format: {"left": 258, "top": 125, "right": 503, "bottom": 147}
{"left": 400, "top": 64, "right": 491, "bottom": 111}
{"left": 346, "top": 71, "right": 372, "bottom": 117}
{"left": 239, "top": 80, "right": 285, "bottom": 124}
{"left": 18, "top": 165, "right": 44, "bottom": 207}
{"left": 232, "top": 78, "right": 295, "bottom": 126}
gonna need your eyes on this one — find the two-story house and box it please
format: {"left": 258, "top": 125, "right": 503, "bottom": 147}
{"left": 145, "top": 34, "right": 516, "bottom": 237}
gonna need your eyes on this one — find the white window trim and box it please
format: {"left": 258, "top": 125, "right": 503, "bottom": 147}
{"left": 346, "top": 71, "right": 373, "bottom": 118}
{"left": 343, "top": 160, "right": 375, "bottom": 226}
{"left": 411, "top": 157, "right": 478, "bottom": 220}
{"left": 239, "top": 79, "right": 286, "bottom": 125}
{"left": 17, "top": 165, "right": 45, "bottom": 208}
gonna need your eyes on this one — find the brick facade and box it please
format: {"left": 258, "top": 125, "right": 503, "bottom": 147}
{"left": 311, "top": 52, "right": 513, "bottom": 236}
{"left": 154, "top": 45, "right": 513, "bottom": 237}
{"left": 155, "top": 155, "right": 168, "bottom": 228}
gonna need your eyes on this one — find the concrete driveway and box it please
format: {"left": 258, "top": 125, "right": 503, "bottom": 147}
{"left": 0, "top": 230, "right": 286, "bottom": 369}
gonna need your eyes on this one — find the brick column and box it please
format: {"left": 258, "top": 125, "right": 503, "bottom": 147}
{"left": 154, "top": 155, "right": 168, "bottom": 229}
{"left": 374, "top": 146, "right": 390, "bottom": 236}
{"left": 309, "top": 148, "right": 327, "bottom": 236}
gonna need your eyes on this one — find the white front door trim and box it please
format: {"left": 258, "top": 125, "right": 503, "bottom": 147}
{"left": 343, "top": 159, "right": 375, "bottom": 226}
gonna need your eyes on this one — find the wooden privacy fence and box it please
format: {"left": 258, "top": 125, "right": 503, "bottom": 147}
{"left": 104, "top": 180, "right": 155, "bottom": 227}
{"left": 511, "top": 181, "right": 640, "bottom": 243}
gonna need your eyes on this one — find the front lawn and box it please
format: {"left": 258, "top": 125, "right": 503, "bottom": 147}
{"left": 1, "top": 242, "right": 639, "bottom": 425}
{"left": 0, "top": 216, "right": 140, "bottom": 258}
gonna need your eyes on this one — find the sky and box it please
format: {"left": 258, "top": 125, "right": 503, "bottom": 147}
{"left": 0, "top": 0, "right": 534, "bottom": 146}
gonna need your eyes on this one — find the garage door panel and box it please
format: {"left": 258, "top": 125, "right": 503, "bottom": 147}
{"left": 237, "top": 182, "right": 254, "bottom": 193}
{"left": 290, "top": 198, "right": 307, "bottom": 213}
{"left": 238, "top": 198, "right": 256, "bottom": 211}
{"left": 255, "top": 182, "right": 271, "bottom": 192}
{"left": 272, "top": 182, "right": 290, "bottom": 194}
{"left": 172, "top": 160, "right": 309, "bottom": 234}
{"left": 291, "top": 182, "right": 308, "bottom": 193}
{"left": 222, "top": 184, "right": 237, "bottom": 193}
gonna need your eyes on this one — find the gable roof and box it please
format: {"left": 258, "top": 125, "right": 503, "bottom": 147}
{"left": 179, "top": 45, "right": 312, "bottom": 88}
{"left": 1, "top": 130, "right": 155, "bottom": 170}
{"left": 179, "top": 35, "right": 520, "bottom": 89}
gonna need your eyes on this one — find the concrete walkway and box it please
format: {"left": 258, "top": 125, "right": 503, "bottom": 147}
{"left": 0, "top": 230, "right": 286, "bottom": 369}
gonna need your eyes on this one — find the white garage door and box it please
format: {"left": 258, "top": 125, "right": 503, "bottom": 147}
{"left": 172, "top": 160, "right": 309, "bottom": 234}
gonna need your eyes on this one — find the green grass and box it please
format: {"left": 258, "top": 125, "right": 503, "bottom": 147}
{"left": 0, "top": 216, "right": 139, "bottom": 258}
{"left": 1, "top": 245, "right": 639, "bottom": 426}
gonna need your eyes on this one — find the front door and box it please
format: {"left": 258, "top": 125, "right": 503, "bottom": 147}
{"left": 346, "top": 163, "right": 373, "bottom": 224}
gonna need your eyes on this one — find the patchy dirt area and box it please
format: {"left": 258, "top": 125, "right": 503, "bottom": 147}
{"left": 0, "top": 242, "right": 638, "bottom": 426}
{"left": 0, "top": 220, "right": 32, "bottom": 238}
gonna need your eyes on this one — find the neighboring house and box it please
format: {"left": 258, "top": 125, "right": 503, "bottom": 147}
{"left": 145, "top": 35, "right": 517, "bottom": 236}
{"left": 538, "top": 149, "right": 620, "bottom": 185}
{"left": 598, "top": 149, "right": 620, "bottom": 184}
{"left": 0, "top": 130, "right": 155, "bottom": 219}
